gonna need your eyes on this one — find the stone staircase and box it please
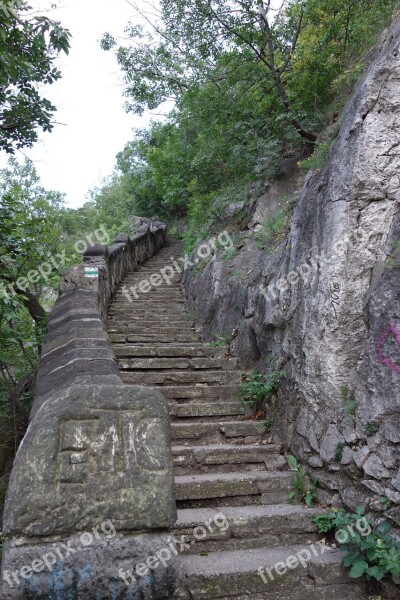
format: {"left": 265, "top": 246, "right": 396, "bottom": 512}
{"left": 108, "top": 239, "right": 366, "bottom": 600}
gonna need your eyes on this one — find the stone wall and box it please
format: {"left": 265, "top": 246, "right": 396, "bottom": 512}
{"left": 184, "top": 23, "right": 400, "bottom": 528}
{"left": 1, "top": 220, "right": 179, "bottom": 599}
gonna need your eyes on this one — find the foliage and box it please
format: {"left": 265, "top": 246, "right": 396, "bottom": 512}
{"left": 365, "top": 421, "right": 380, "bottom": 436}
{"left": 0, "top": 158, "right": 66, "bottom": 470}
{"left": 341, "top": 385, "right": 358, "bottom": 418}
{"left": 379, "top": 496, "right": 392, "bottom": 511}
{"left": 223, "top": 247, "right": 236, "bottom": 260}
{"left": 265, "top": 411, "right": 276, "bottom": 430}
{"left": 238, "top": 369, "right": 284, "bottom": 408}
{"left": 287, "top": 454, "right": 317, "bottom": 507}
{"left": 313, "top": 507, "right": 400, "bottom": 581}
{"left": 205, "top": 334, "right": 230, "bottom": 348}
{"left": 335, "top": 442, "right": 346, "bottom": 463}
{"left": 0, "top": 0, "right": 71, "bottom": 152}
{"left": 98, "top": 0, "right": 399, "bottom": 241}
{"left": 299, "top": 121, "right": 341, "bottom": 171}
{"left": 255, "top": 210, "right": 288, "bottom": 250}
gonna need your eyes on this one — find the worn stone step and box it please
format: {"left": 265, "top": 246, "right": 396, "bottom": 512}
{"left": 174, "top": 504, "right": 323, "bottom": 553}
{"left": 112, "top": 333, "right": 201, "bottom": 343}
{"left": 122, "top": 370, "right": 239, "bottom": 385}
{"left": 172, "top": 444, "right": 285, "bottom": 475}
{"left": 178, "top": 546, "right": 365, "bottom": 599}
{"left": 112, "top": 345, "right": 214, "bottom": 358}
{"left": 109, "top": 324, "right": 196, "bottom": 333}
{"left": 171, "top": 420, "right": 266, "bottom": 442}
{"left": 175, "top": 472, "right": 293, "bottom": 504}
{"left": 171, "top": 402, "right": 246, "bottom": 418}
{"left": 159, "top": 386, "right": 239, "bottom": 401}
{"left": 117, "top": 357, "right": 237, "bottom": 371}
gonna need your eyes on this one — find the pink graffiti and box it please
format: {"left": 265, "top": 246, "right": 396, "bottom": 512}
{"left": 376, "top": 325, "right": 400, "bottom": 374}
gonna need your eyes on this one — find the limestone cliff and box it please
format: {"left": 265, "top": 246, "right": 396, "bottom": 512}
{"left": 184, "top": 21, "right": 400, "bottom": 524}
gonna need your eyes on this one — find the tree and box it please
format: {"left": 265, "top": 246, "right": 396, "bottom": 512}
{"left": 102, "top": 0, "right": 318, "bottom": 141}
{"left": 0, "top": 0, "right": 71, "bottom": 153}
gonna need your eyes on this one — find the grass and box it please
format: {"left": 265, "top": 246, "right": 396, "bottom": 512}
{"left": 255, "top": 210, "right": 288, "bottom": 250}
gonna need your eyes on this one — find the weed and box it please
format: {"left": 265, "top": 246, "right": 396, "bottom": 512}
{"left": 335, "top": 442, "right": 346, "bottom": 463}
{"left": 341, "top": 385, "right": 358, "bottom": 419}
{"left": 299, "top": 121, "right": 341, "bottom": 172}
{"left": 313, "top": 507, "right": 400, "bottom": 582}
{"left": 238, "top": 369, "right": 284, "bottom": 408}
{"left": 223, "top": 247, "right": 236, "bottom": 260}
{"left": 255, "top": 210, "right": 287, "bottom": 250}
{"left": 265, "top": 411, "right": 276, "bottom": 430}
{"left": 286, "top": 454, "right": 317, "bottom": 508}
{"left": 379, "top": 496, "right": 392, "bottom": 511}
{"left": 365, "top": 422, "right": 380, "bottom": 437}
{"left": 205, "top": 334, "right": 229, "bottom": 348}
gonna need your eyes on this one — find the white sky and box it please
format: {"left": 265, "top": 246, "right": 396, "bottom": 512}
{"left": 12, "top": 0, "right": 148, "bottom": 208}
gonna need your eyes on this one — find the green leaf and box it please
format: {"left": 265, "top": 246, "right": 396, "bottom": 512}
{"left": 349, "top": 560, "right": 369, "bottom": 578}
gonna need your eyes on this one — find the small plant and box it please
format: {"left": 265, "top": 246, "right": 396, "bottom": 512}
{"left": 205, "top": 334, "right": 229, "bottom": 348}
{"left": 313, "top": 507, "right": 400, "bottom": 582}
{"left": 335, "top": 442, "right": 346, "bottom": 463}
{"left": 365, "top": 421, "right": 380, "bottom": 437}
{"left": 379, "top": 496, "right": 392, "bottom": 511}
{"left": 238, "top": 369, "right": 284, "bottom": 408}
{"left": 313, "top": 509, "right": 337, "bottom": 533}
{"left": 341, "top": 385, "right": 358, "bottom": 419}
{"left": 265, "top": 411, "right": 275, "bottom": 430}
{"left": 287, "top": 454, "right": 317, "bottom": 508}
{"left": 255, "top": 210, "right": 288, "bottom": 250}
{"left": 223, "top": 247, "right": 236, "bottom": 260}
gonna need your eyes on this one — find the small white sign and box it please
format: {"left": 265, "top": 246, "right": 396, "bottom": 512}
{"left": 84, "top": 267, "right": 99, "bottom": 278}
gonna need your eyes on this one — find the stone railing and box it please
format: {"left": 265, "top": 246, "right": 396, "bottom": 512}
{"left": 1, "top": 220, "right": 179, "bottom": 599}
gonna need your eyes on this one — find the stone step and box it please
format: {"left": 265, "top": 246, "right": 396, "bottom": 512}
{"left": 175, "top": 472, "right": 293, "bottom": 505}
{"left": 117, "top": 357, "right": 237, "bottom": 371}
{"left": 109, "top": 324, "right": 196, "bottom": 333}
{"left": 159, "top": 386, "right": 238, "bottom": 401}
{"left": 171, "top": 420, "right": 266, "bottom": 442}
{"left": 112, "top": 345, "right": 216, "bottom": 358}
{"left": 172, "top": 444, "right": 285, "bottom": 475}
{"left": 112, "top": 333, "right": 201, "bottom": 343}
{"left": 122, "top": 370, "right": 239, "bottom": 385}
{"left": 174, "top": 504, "right": 323, "bottom": 553}
{"left": 178, "top": 546, "right": 365, "bottom": 599}
{"left": 171, "top": 402, "right": 246, "bottom": 418}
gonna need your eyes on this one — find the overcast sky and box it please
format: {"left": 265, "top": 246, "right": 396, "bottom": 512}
{"left": 14, "top": 0, "right": 148, "bottom": 208}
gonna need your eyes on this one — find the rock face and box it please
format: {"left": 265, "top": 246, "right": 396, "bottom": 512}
{"left": 184, "top": 23, "right": 400, "bottom": 522}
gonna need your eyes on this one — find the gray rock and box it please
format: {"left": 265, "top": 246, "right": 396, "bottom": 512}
{"left": 319, "top": 425, "right": 345, "bottom": 464}
{"left": 4, "top": 385, "right": 176, "bottom": 537}
{"left": 308, "top": 455, "right": 323, "bottom": 468}
{"left": 391, "top": 468, "right": 400, "bottom": 492}
{"left": 341, "top": 447, "right": 354, "bottom": 465}
{"left": 354, "top": 446, "right": 371, "bottom": 468}
{"left": 385, "top": 488, "right": 400, "bottom": 504}
{"left": 362, "top": 454, "right": 391, "bottom": 480}
{"left": 362, "top": 480, "right": 385, "bottom": 495}
{"left": 384, "top": 416, "right": 400, "bottom": 443}
{"left": 1, "top": 532, "right": 178, "bottom": 600}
